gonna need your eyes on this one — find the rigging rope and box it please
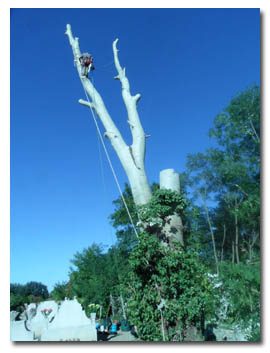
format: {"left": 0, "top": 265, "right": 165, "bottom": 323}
{"left": 79, "top": 70, "right": 139, "bottom": 240}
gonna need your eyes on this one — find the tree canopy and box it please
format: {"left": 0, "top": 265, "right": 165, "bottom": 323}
{"left": 10, "top": 281, "right": 49, "bottom": 311}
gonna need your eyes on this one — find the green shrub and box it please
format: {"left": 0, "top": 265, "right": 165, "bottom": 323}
{"left": 121, "top": 232, "right": 215, "bottom": 341}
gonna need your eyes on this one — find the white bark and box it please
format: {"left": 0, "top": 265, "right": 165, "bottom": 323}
{"left": 160, "top": 169, "right": 180, "bottom": 193}
{"left": 65, "top": 24, "right": 152, "bottom": 205}
{"left": 160, "top": 169, "right": 184, "bottom": 245}
{"left": 203, "top": 192, "right": 219, "bottom": 275}
{"left": 65, "top": 25, "right": 185, "bottom": 246}
{"left": 120, "top": 294, "right": 127, "bottom": 320}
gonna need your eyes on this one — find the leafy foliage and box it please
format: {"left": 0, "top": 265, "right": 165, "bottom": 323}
{"left": 10, "top": 292, "right": 26, "bottom": 312}
{"left": 112, "top": 188, "right": 215, "bottom": 341}
{"left": 68, "top": 243, "right": 123, "bottom": 316}
{"left": 24, "top": 281, "right": 49, "bottom": 298}
{"left": 186, "top": 86, "right": 260, "bottom": 263}
{"left": 137, "top": 188, "right": 187, "bottom": 224}
{"left": 184, "top": 86, "right": 260, "bottom": 339}
{"left": 10, "top": 281, "right": 49, "bottom": 311}
{"left": 121, "top": 232, "right": 215, "bottom": 341}
{"left": 217, "top": 262, "right": 260, "bottom": 328}
{"left": 50, "top": 281, "right": 73, "bottom": 301}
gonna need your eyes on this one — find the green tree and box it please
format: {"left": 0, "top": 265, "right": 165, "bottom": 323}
{"left": 110, "top": 183, "right": 158, "bottom": 252}
{"left": 10, "top": 292, "right": 26, "bottom": 312}
{"left": 209, "top": 85, "right": 260, "bottom": 263}
{"left": 186, "top": 85, "right": 260, "bottom": 266}
{"left": 185, "top": 85, "right": 260, "bottom": 339}
{"left": 114, "top": 189, "right": 215, "bottom": 341}
{"left": 217, "top": 261, "right": 260, "bottom": 340}
{"left": 10, "top": 283, "right": 27, "bottom": 298}
{"left": 50, "top": 281, "right": 72, "bottom": 301}
{"left": 10, "top": 281, "right": 49, "bottom": 311}
{"left": 24, "top": 281, "right": 49, "bottom": 299}
{"left": 121, "top": 232, "right": 215, "bottom": 341}
{"left": 68, "top": 243, "right": 121, "bottom": 316}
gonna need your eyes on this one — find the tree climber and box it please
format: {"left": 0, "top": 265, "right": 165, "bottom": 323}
{"left": 79, "top": 53, "right": 95, "bottom": 77}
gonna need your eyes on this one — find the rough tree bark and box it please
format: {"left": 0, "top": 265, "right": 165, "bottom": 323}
{"left": 202, "top": 190, "right": 219, "bottom": 275}
{"left": 160, "top": 169, "right": 184, "bottom": 245}
{"left": 248, "top": 230, "right": 259, "bottom": 262}
{"left": 65, "top": 24, "right": 183, "bottom": 245}
{"left": 220, "top": 223, "right": 226, "bottom": 262}
{"left": 234, "top": 197, "right": 240, "bottom": 265}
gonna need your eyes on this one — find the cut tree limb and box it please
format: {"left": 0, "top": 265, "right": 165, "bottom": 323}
{"left": 65, "top": 24, "right": 152, "bottom": 205}
{"left": 112, "top": 39, "right": 146, "bottom": 171}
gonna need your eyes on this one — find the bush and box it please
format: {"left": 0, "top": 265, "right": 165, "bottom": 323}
{"left": 121, "top": 232, "right": 215, "bottom": 341}
{"left": 217, "top": 262, "right": 260, "bottom": 328}
{"left": 10, "top": 281, "right": 49, "bottom": 312}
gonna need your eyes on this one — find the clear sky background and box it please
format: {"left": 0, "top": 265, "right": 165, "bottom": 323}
{"left": 10, "top": 8, "right": 260, "bottom": 292}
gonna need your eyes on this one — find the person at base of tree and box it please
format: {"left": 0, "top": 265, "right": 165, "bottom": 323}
{"left": 102, "top": 317, "right": 112, "bottom": 333}
{"left": 110, "top": 320, "right": 118, "bottom": 335}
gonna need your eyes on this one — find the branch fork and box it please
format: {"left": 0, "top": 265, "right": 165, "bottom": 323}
{"left": 66, "top": 24, "right": 152, "bottom": 205}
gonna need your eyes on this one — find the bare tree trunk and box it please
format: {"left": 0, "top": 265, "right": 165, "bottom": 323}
{"left": 110, "top": 294, "right": 115, "bottom": 318}
{"left": 203, "top": 195, "right": 219, "bottom": 275}
{"left": 248, "top": 243, "right": 252, "bottom": 261}
{"left": 248, "top": 230, "right": 259, "bottom": 262}
{"left": 249, "top": 293, "right": 253, "bottom": 313}
{"left": 159, "top": 309, "right": 166, "bottom": 341}
{"left": 220, "top": 223, "right": 226, "bottom": 262}
{"left": 65, "top": 25, "right": 152, "bottom": 206}
{"left": 65, "top": 24, "right": 185, "bottom": 246}
{"left": 235, "top": 198, "right": 240, "bottom": 264}
{"left": 65, "top": 27, "right": 201, "bottom": 341}
{"left": 120, "top": 294, "right": 127, "bottom": 320}
{"left": 232, "top": 240, "right": 235, "bottom": 264}
{"left": 99, "top": 304, "right": 102, "bottom": 319}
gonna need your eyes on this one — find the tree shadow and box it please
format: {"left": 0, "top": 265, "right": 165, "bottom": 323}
{"left": 97, "top": 331, "right": 118, "bottom": 341}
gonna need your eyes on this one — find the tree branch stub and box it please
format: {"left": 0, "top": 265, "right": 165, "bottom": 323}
{"left": 112, "top": 38, "right": 147, "bottom": 170}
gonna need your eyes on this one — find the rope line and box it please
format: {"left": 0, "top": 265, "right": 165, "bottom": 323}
{"left": 79, "top": 70, "right": 139, "bottom": 239}
{"left": 92, "top": 76, "right": 120, "bottom": 250}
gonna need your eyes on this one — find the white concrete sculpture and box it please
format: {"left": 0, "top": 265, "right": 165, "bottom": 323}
{"left": 11, "top": 300, "right": 61, "bottom": 341}
{"left": 10, "top": 311, "right": 19, "bottom": 321}
{"left": 28, "top": 300, "right": 59, "bottom": 338}
{"left": 10, "top": 320, "right": 33, "bottom": 341}
{"left": 41, "top": 298, "right": 97, "bottom": 341}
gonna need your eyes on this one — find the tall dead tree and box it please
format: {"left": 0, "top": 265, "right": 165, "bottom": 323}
{"left": 65, "top": 24, "right": 184, "bottom": 245}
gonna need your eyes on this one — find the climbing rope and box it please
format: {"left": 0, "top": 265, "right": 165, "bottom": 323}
{"left": 78, "top": 68, "right": 140, "bottom": 240}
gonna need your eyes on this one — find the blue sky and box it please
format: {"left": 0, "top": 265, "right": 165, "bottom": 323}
{"left": 10, "top": 8, "right": 260, "bottom": 292}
